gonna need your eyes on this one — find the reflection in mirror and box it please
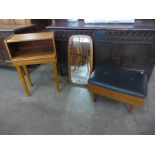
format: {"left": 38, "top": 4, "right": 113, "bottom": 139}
{"left": 68, "top": 35, "right": 93, "bottom": 85}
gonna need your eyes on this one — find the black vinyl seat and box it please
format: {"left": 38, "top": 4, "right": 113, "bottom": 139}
{"left": 88, "top": 66, "right": 148, "bottom": 98}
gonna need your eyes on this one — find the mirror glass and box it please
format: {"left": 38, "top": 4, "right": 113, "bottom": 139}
{"left": 68, "top": 35, "right": 93, "bottom": 85}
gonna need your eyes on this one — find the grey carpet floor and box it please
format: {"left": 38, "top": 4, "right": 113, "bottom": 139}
{"left": 0, "top": 64, "right": 155, "bottom": 134}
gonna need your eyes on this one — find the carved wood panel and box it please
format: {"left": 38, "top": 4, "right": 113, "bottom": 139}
{"left": 95, "top": 30, "right": 155, "bottom": 43}
{"left": 94, "top": 30, "right": 155, "bottom": 77}
{"left": 53, "top": 29, "right": 94, "bottom": 40}
{"left": 111, "top": 43, "right": 122, "bottom": 66}
{"left": 47, "top": 27, "right": 155, "bottom": 77}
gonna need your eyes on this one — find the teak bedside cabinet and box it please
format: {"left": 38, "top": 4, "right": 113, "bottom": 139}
{"left": 4, "top": 32, "right": 60, "bottom": 96}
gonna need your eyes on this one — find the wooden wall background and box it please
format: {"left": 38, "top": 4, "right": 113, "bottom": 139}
{"left": 0, "top": 19, "right": 51, "bottom": 30}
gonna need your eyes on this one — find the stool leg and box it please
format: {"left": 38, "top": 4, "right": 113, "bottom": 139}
{"left": 92, "top": 93, "right": 97, "bottom": 102}
{"left": 23, "top": 65, "right": 33, "bottom": 87}
{"left": 128, "top": 105, "right": 134, "bottom": 115}
{"left": 52, "top": 62, "right": 60, "bottom": 92}
{"left": 16, "top": 66, "right": 30, "bottom": 96}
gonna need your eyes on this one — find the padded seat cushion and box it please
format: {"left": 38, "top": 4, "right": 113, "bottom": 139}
{"left": 88, "top": 66, "right": 148, "bottom": 97}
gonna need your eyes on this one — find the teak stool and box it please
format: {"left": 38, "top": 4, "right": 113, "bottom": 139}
{"left": 88, "top": 66, "right": 148, "bottom": 114}
{"left": 4, "top": 32, "right": 60, "bottom": 96}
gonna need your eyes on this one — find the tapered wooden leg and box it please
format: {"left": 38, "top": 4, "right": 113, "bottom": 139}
{"left": 128, "top": 105, "right": 134, "bottom": 115}
{"left": 52, "top": 61, "right": 60, "bottom": 92}
{"left": 23, "top": 65, "right": 33, "bottom": 87}
{"left": 92, "top": 93, "right": 97, "bottom": 102}
{"left": 16, "top": 66, "right": 30, "bottom": 96}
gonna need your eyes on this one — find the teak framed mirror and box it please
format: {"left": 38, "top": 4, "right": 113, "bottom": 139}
{"left": 68, "top": 35, "right": 93, "bottom": 86}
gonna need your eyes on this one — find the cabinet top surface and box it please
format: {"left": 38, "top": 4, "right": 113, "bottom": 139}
{"left": 6, "top": 32, "right": 54, "bottom": 43}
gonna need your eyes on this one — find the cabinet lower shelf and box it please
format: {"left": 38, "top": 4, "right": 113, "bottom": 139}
{"left": 11, "top": 49, "right": 55, "bottom": 66}
{"left": 13, "top": 49, "right": 54, "bottom": 60}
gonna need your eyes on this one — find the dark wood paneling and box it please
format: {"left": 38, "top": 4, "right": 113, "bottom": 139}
{"left": 47, "top": 21, "right": 155, "bottom": 78}
{"left": 0, "top": 46, "right": 3, "bottom": 63}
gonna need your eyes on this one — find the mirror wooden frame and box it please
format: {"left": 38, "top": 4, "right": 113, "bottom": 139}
{"left": 68, "top": 35, "right": 93, "bottom": 86}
